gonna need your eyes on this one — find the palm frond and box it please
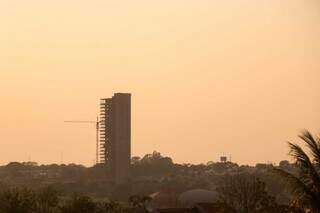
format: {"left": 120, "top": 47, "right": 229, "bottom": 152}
{"left": 273, "top": 168, "right": 317, "bottom": 207}
{"left": 299, "top": 130, "right": 320, "bottom": 166}
{"left": 288, "top": 142, "right": 320, "bottom": 193}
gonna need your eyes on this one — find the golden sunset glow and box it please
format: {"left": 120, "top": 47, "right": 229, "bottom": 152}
{"left": 1, "top": 0, "right": 319, "bottom": 166}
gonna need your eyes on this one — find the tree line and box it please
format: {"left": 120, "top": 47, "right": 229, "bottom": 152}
{"left": 0, "top": 130, "right": 319, "bottom": 212}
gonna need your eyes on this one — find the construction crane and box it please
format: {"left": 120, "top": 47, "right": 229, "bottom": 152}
{"left": 64, "top": 117, "right": 100, "bottom": 165}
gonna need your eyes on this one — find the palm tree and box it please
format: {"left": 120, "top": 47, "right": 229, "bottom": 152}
{"left": 275, "top": 130, "right": 320, "bottom": 212}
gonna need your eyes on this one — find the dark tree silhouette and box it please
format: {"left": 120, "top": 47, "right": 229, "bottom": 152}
{"left": 59, "top": 195, "right": 96, "bottom": 213}
{"left": 96, "top": 200, "right": 124, "bottom": 213}
{"left": 217, "top": 173, "right": 277, "bottom": 213}
{"left": 128, "top": 194, "right": 152, "bottom": 210}
{"left": 35, "top": 187, "right": 59, "bottom": 213}
{"left": 275, "top": 130, "right": 320, "bottom": 212}
{"left": 0, "top": 188, "right": 36, "bottom": 213}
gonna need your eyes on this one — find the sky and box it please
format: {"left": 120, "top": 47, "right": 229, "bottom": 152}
{"left": 0, "top": 0, "right": 319, "bottom": 166}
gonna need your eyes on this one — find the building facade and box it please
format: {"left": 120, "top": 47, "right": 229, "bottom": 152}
{"left": 99, "top": 93, "right": 131, "bottom": 183}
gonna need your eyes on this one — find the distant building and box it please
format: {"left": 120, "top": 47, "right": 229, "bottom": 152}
{"left": 99, "top": 93, "right": 131, "bottom": 183}
{"left": 220, "top": 156, "right": 227, "bottom": 163}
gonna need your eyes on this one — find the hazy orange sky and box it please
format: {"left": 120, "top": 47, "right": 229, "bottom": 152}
{"left": 1, "top": 0, "right": 319, "bottom": 166}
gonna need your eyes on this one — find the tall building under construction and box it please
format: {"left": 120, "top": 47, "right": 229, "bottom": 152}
{"left": 99, "top": 93, "right": 131, "bottom": 183}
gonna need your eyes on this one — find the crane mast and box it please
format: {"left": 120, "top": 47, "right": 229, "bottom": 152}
{"left": 64, "top": 117, "right": 100, "bottom": 165}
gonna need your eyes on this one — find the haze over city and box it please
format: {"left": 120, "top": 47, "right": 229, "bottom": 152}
{"left": 1, "top": 0, "right": 320, "bottom": 166}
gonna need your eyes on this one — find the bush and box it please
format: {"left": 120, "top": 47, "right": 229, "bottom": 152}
{"left": 0, "top": 188, "right": 37, "bottom": 213}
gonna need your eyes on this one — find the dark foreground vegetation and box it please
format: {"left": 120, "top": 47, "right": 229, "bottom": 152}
{"left": 0, "top": 130, "right": 319, "bottom": 213}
